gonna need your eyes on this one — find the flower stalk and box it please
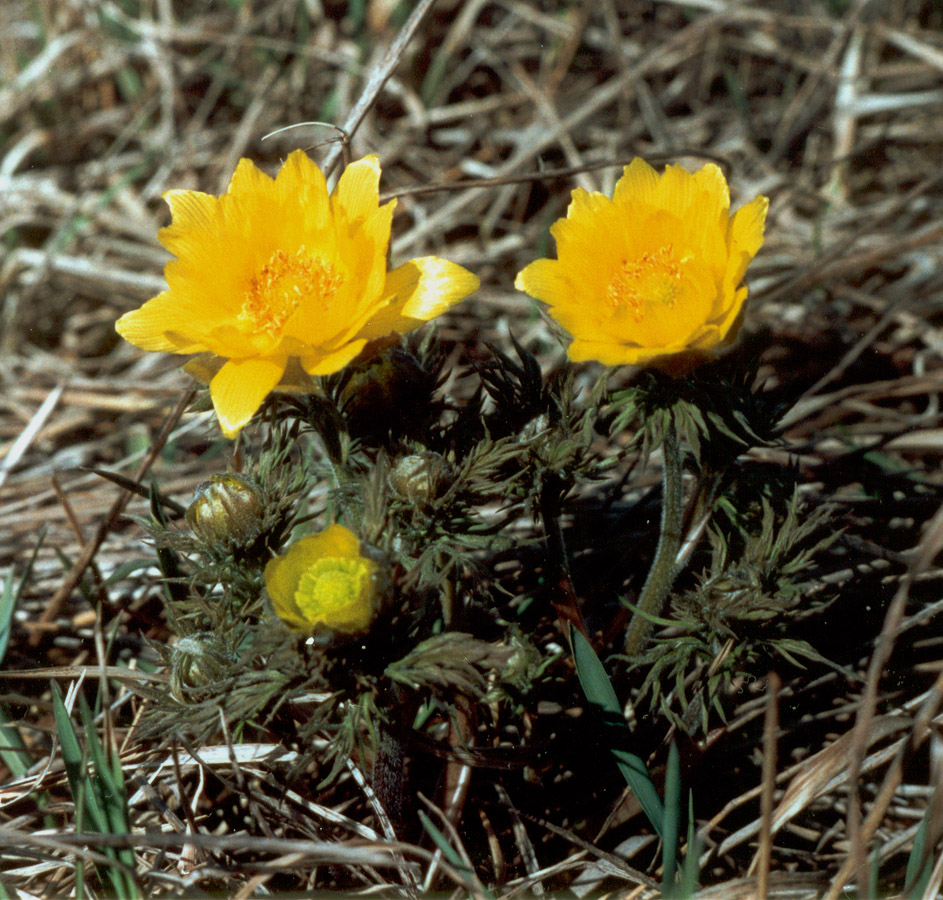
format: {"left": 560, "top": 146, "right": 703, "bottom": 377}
{"left": 539, "top": 474, "right": 587, "bottom": 636}
{"left": 624, "top": 417, "right": 684, "bottom": 655}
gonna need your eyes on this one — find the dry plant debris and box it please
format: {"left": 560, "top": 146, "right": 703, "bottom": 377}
{"left": 1, "top": 0, "right": 943, "bottom": 897}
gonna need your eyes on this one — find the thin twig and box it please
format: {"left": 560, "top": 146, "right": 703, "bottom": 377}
{"left": 322, "top": 0, "right": 440, "bottom": 176}
{"left": 752, "top": 672, "right": 780, "bottom": 900}
{"left": 825, "top": 501, "right": 943, "bottom": 900}
{"left": 29, "top": 388, "right": 195, "bottom": 644}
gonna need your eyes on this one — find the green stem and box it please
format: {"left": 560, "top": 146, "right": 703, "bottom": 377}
{"left": 540, "top": 474, "right": 587, "bottom": 636}
{"left": 625, "top": 418, "right": 684, "bottom": 655}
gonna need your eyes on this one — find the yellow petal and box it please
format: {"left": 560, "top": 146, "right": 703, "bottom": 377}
{"left": 276, "top": 150, "right": 329, "bottom": 206}
{"left": 355, "top": 258, "right": 479, "bottom": 342}
{"left": 515, "top": 258, "right": 572, "bottom": 306}
{"left": 264, "top": 525, "right": 377, "bottom": 634}
{"left": 396, "top": 256, "right": 480, "bottom": 321}
{"left": 163, "top": 189, "right": 217, "bottom": 233}
{"left": 691, "top": 163, "right": 731, "bottom": 222}
{"left": 612, "top": 157, "right": 659, "bottom": 209}
{"left": 316, "top": 523, "right": 363, "bottom": 557}
{"left": 300, "top": 339, "right": 368, "bottom": 376}
{"left": 568, "top": 339, "right": 653, "bottom": 366}
{"left": 117, "top": 150, "right": 474, "bottom": 438}
{"left": 275, "top": 150, "right": 333, "bottom": 247}
{"left": 679, "top": 182, "right": 729, "bottom": 275}
{"left": 620, "top": 274, "right": 715, "bottom": 350}
{"left": 269, "top": 599, "right": 310, "bottom": 632}
{"left": 116, "top": 291, "right": 212, "bottom": 353}
{"left": 324, "top": 199, "right": 394, "bottom": 336}
{"left": 332, "top": 155, "right": 382, "bottom": 223}
{"left": 209, "top": 356, "right": 286, "bottom": 438}
{"left": 182, "top": 353, "right": 223, "bottom": 385}
{"left": 566, "top": 187, "right": 614, "bottom": 224}
{"left": 228, "top": 156, "right": 275, "bottom": 196}
{"left": 725, "top": 194, "right": 769, "bottom": 287}
{"left": 710, "top": 285, "right": 749, "bottom": 342}
{"left": 729, "top": 194, "right": 768, "bottom": 257}
{"left": 264, "top": 546, "right": 309, "bottom": 624}
{"left": 653, "top": 164, "right": 699, "bottom": 220}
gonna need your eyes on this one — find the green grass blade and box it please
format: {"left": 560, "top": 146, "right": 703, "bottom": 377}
{"left": 0, "top": 707, "right": 33, "bottom": 780}
{"left": 570, "top": 626, "right": 665, "bottom": 836}
{"left": 0, "top": 571, "right": 16, "bottom": 667}
{"left": 418, "top": 810, "right": 493, "bottom": 899}
{"left": 418, "top": 809, "right": 465, "bottom": 871}
{"left": 661, "top": 741, "right": 681, "bottom": 897}
{"left": 101, "top": 559, "right": 159, "bottom": 587}
{"left": 78, "top": 695, "right": 131, "bottom": 831}
{"left": 0, "top": 706, "right": 56, "bottom": 830}
{"left": 677, "top": 792, "right": 702, "bottom": 898}
{"left": 869, "top": 838, "right": 882, "bottom": 900}
{"left": 77, "top": 696, "right": 138, "bottom": 899}
{"left": 51, "top": 683, "right": 138, "bottom": 899}
{"left": 0, "top": 527, "right": 46, "bottom": 666}
{"left": 51, "top": 682, "right": 109, "bottom": 834}
{"left": 904, "top": 807, "right": 932, "bottom": 899}
{"left": 51, "top": 680, "right": 96, "bottom": 899}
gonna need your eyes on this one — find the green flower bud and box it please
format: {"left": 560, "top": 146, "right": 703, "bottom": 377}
{"left": 186, "top": 473, "right": 264, "bottom": 549}
{"left": 389, "top": 452, "right": 445, "bottom": 506}
{"left": 168, "top": 634, "right": 231, "bottom": 701}
{"left": 340, "top": 348, "right": 437, "bottom": 446}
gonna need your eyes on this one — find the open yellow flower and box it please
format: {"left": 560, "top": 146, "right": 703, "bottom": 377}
{"left": 515, "top": 158, "right": 768, "bottom": 371}
{"left": 116, "top": 151, "right": 479, "bottom": 437}
{"left": 264, "top": 524, "right": 379, "bottom": 635}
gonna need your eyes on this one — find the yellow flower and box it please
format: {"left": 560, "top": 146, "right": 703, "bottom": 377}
{"left": 116, "top": 152, "right": 479, "bottom": 437}
{"left": 515, "top": 158, "right": 768, "bottom": 371}
{"left": 264, "top": 524, "right": 379, "bottom": 635}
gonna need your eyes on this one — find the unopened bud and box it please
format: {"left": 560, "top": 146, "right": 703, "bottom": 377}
{"left": 186, "top": 474, "right": 264, "bottom": 549}
{"left": 341, "top": 349, "right": 434, "bottom": 446}
{"left": 389, "top": 452, "right": 444, "bottom": 506}
{"left": 169, "top": 634, "right": 231, "bottom": 700}
{"left": 520, "top": 413, "right": 551, "bottom": 442}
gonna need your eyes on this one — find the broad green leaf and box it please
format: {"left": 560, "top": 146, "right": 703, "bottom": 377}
{"left": 570, "top": 626, "right": 664, "bottom": 836}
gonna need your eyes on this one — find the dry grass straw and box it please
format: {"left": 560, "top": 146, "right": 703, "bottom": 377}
{"left": 1, "top": 0, "right": 943, "bottom": 895}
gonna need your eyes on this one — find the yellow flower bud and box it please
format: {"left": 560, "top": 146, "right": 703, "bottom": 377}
{"left": 186, "top": 474, "right": 264, "bottom": 549}
{"left": 264, "top": 524, "right": 379, "bottom": 635}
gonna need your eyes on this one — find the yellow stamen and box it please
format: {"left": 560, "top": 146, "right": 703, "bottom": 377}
{"left": 606, "top": 245, "right": 681, "bottom": 321}
{"left": 294, "top": 556, "right": 371, "bottom": 621}
{"left": 239, "top": 248, "right": 343, "bottom": 337}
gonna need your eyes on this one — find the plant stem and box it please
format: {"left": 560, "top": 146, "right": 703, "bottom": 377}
{"left": 625, "top": 417, "right": 684, "bottom": 655}
{"left": 540, "top": 474, "right": 587, "bottom": 636}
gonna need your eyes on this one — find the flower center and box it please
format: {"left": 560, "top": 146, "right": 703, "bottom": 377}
{"left": 606, "top": 245, "right": 682, "bottom": 321}
{"left": 294, "top": 556, "right": 370, "bottom": 621}
{"left": 239, "top": 248, "right": 343, "bottom": 337}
